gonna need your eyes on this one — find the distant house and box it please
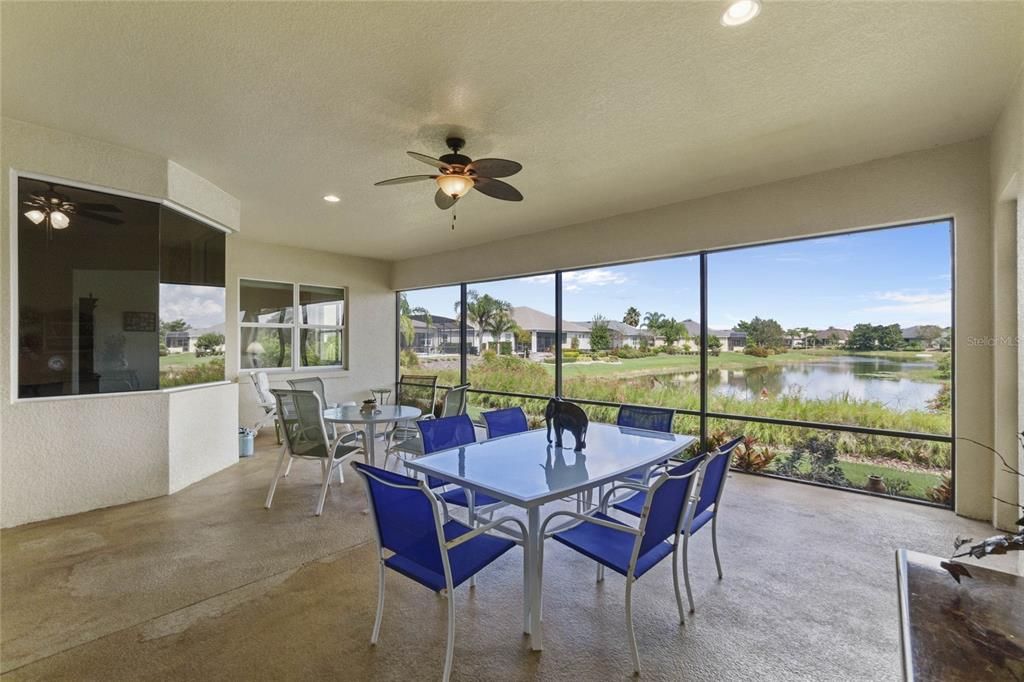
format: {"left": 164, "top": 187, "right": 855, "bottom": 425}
{"left": 576, "top": 319, "right": 655, "bottom": 349}
{"left": 405, "top": 314, "right": 460, "bottom": 354}
{"left": 900, "top": 324, "right": 946, "bottom": 349}
{"left": 678, "top": 319, "right": 746, "bottom": 351}
{"left": 813, "top": 327, "right": 850, "bottom": 347}
{"left": 509, "top": 307, "right": 590, "bottom": 352}
{"left": 164, "top": 324, "right": 225, "bottom": 354}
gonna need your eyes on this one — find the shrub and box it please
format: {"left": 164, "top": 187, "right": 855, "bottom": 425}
{"left": 570, "top": 336, "right": 580, "bottom": 350}
{"left": 563, "top": 350, "right": 580, "bottom": 362}
{"left": 400, "top": 348, "right": 420, "bottom": 368}
{"left": 664, "top": 344, "right": 682, "bottom": 355}
{"left": 884, "top": 476, "right": 912, "bottom": 497}
{"left": 744, "top": 346, "right": 771, "bottom": 358}
{"left": 732, "top": 436, "right": 777, "bottom": 472}
{"left": 927, "top": 473, "right": 953, "bottom": 505}
{"left": 159, "top": 343, "right": 169, "bottom": 357}
{"left": 927, "top": 383, "right": 950, "bottom": 412}
{"left": 936, "top": 354, "right": 951, "bottom": 380}
{"left": 159, "top": 358, "right": 225, "bottom": 388}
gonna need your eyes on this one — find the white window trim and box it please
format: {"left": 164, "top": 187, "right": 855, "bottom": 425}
{"left": 238, "top": 277, "right": 348, "bottom": 374}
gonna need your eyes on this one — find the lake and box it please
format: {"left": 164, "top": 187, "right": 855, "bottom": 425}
{"left": 663, "top": 355, "right": 943, "bottom": 411}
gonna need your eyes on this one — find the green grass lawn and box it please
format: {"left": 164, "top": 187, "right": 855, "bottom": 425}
{"left": 836, "top": 461, "right": 942, "bottom": 498}
{"left": 160, "top": 352, "right": 214, "bottom": 369}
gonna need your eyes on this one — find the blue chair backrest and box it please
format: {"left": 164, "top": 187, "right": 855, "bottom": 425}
{"left": 352, "top": 462, "right": 441, "bottom": 561}
{"left": 695, "top": 436, "right": 743, "bottom": 515}
{"left": 617, "top": 405, "right": 675, "bottom": 433}
{"left": 638, "top": 455, "right": 706, "bottom": 556}
{"left": 417, "top": 414, "right": 477, "bottom": 454}
{"left": 482, "top": 407, "right": 529, "bottom": 438}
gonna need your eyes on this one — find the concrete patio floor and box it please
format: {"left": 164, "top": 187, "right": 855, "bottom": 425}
{"left": 1, "top": 433, "right": 1014, "bottom": 681}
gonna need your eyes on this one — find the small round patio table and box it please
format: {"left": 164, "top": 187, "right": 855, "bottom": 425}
{"left": 322, "top": 404, "right": 420, "bottom": 466}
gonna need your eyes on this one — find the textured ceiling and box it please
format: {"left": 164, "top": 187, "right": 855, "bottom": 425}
{"left": 2, "top": 2, "right": 1022, "bottom": 260}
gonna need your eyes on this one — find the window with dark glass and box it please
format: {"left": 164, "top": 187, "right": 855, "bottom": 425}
{"left": 158, "top": 206, "right": 227, "bottom": 388}
{"left": 16, "top": 176, "right": 226, "bottom": 397}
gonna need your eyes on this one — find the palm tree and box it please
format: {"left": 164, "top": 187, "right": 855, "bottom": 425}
{"left": 642, "top": 311, "right": 666, "bottom": 330}
{"left": 399, "top": 293, "right": 430, "bottom": 349}
{"left": 456, "top": 289, "right": 512, "bottom": 353}
{"left": 622, "top": 306, "right": 641, "bottom": 327}
{"left": 485, "top": 311, "right": 518, "bottom": 354}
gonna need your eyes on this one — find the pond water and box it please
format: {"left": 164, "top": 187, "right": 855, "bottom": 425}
{"left": 664, "top": 355, "right": 943, "bottom": 411}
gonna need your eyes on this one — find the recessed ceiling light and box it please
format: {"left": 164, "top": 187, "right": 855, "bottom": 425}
{"left": 323, "top": 194, "right": 341, "bottom": 203}
{"left": 721, "top": 0, "right": 761, "bottom": 26}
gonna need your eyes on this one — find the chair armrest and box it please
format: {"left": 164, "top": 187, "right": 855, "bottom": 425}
{"left": 445, "top": 515, "right": 527, "bottom": 550}
{"left": 539, "top": 509, "right": 641, "bottom": 539}
{"left": 599, "top": 483, "right": 650, "bottom": 513}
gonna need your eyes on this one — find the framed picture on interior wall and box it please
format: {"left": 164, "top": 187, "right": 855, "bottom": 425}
{"left": 123, "top": 311, "right": 157, "bottom": 332}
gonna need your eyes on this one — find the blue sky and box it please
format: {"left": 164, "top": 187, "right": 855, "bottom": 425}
{"left": 403, "top": 221, "right": 952, "bottom": 330}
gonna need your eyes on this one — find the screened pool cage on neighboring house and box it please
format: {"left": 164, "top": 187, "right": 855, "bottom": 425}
{"left": 397, "top": 220, "right": 954, "bottom": 508}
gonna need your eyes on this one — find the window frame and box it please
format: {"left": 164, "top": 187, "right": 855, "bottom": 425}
{"left": 395, "top": 216, "right": 956, "bottom": 508}
{"left": 238, "top": 277, "right": 348, "bottom": 374}
{"left": 9, "top": 168, "right": 233, "bottom": 403}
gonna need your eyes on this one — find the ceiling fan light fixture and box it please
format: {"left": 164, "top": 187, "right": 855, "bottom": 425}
{"left": 721, "top": 0, "right": 761, "bottom": 26}
{"left": 323, "top": 194, "right": 341, "bottom": 203}
{"left": 49, "top": 210, "right": 71, "bottom": 229}
{"left": 24, "top": 209, "right": 46, "bottom": 225}
{"left": 436, "top": 174, "right": 474, "bottom": 198}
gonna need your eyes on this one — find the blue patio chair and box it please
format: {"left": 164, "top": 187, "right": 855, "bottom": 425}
{"left": 617, "top": 404, "right": 676, "bottom": 483}
{"left": 482, "top": 406, "right": 529, "bottom": 438}
{"left": 617, "top": 404, "right": 675, "bottom": 433}
{"left": 351, "top": 462, "right": 526, "bottom": 682}
{"left": 613, "top": 436, "right": 743, "bottom": 611}
{"left": 539, "top": 457, "right": 707, "bottom": 675}
{"left": 417, "top": 415, "right": 504, "bottom": 520}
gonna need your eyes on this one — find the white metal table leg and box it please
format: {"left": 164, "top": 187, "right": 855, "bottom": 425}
{"left": 364, "top": 423, "right": 377, "bottom": 465}
{"left": 527, "top": 506, "right": 543, "bottom": 650}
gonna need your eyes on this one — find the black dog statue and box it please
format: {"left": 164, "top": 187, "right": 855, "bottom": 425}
{"left": 545, "top": 398, "right": 588, "bottom": 451}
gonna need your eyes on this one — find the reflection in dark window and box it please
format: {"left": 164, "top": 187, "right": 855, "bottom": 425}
{"left": 158, "top": 207, "right": 226, "bottom": 388}
{"left": 18, "top": 178, "right": 159, "bottom": 397}
{"left": 240, "top": 280, "right": 293, "bottom": 324}
{"left": 17, "top": 177, "right": 227, "bottom": 397}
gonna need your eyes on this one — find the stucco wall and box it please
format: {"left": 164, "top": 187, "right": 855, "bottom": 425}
{"left": 167, "top": 383, "right": 239, "bottom": 494}
{"left": 393, "top": 139, "right": 998, "bottom": 523}
{"left": 226, "top": 237, "right": 395, "bottom": 430}
{"left": 0, "top": 118, "right": 242, "bottom": 527}
{"left": 992, "top": 67, "right": 1024, "bottom": 531}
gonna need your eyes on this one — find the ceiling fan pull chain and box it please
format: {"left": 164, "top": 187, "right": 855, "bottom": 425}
{"left": 451, "top": 206, "right": 457, "bottom": 231}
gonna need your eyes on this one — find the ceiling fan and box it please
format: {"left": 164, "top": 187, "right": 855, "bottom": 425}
{"left": 374, "top": 137, "right": 523, "bottom": 210}
{"left": 23, "top": 182, "right": 123, "bottom": 236}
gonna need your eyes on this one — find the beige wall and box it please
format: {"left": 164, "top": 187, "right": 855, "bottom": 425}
{"left": 0, "top": 119, "right": 240, "bottom": 527}
{"left": 992, "top": 67, "right": 1023, "bottom": 531}
{"left": 394, "top": 139, "right": 999, "bottom": 524}
{"left": 226, "top": 237, "right": 395, "bottom": 431}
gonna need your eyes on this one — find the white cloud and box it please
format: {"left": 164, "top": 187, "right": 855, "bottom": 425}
{"left": 159, "top": 284, "right": 225, "bottom": 329}
{"left": 856, "top": 289, "right": 951, "bottom": 324}
{"left": 525, "top": 268, "right": 628, "bottom": 292}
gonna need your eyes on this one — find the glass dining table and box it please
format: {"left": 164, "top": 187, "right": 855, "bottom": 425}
{"left": 404, "top": 422, "right": 697, "bottom": 651}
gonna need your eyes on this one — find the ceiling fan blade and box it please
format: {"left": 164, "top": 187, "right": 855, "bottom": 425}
{"left": 472, "top": 177, "right": 523, "bottom": 202}
{"left": 407, "top": 151, "right": 452, "bottom": 171}
{"left": 435, "top": 188, "right": 458, "bottom": 210}
{"left": 77, "top": 209, "right": 124, "bottom": 225}
{"left": 466, "top": 158, "right": 522, "bottom": 178}
{"left": 77, "top": 202, "right": 122, "bottom": 213}
{"left": 374, "top": 175, "right": 438, "bottom": 186}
